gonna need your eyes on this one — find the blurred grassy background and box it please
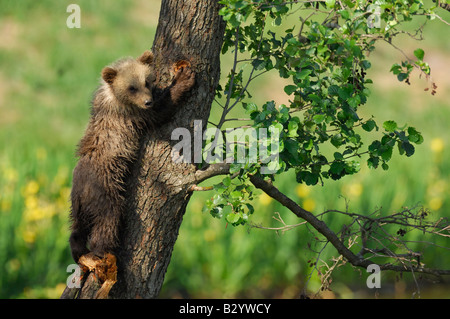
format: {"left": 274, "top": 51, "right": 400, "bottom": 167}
{"left": 0, "top": 0, "right": 448, "bottom": 298}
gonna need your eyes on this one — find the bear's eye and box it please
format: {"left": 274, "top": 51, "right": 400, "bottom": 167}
{"left": 128, "top": 86, "right": 137, "bottom": 93}
{"left": 145, "top": 80, "right": 151, "bottom": 89}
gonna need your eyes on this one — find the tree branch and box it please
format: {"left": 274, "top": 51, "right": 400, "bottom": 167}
{"left": 249, "top": 174, "right": 450, "bottom": 277}
{"left": 194, "top": 163, "right": 231, "bottom": 184}
{"left": 188, "top": 185, "right": 214, "bottom": 192}
{"left": 249, "top": 174, "right": 363, "bottom": 264}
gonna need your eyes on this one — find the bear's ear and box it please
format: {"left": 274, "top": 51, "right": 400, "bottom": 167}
{"left": 138, "top": 50, "right": 154, "bottom": 66}
{"left": 102, "top": 67, "right": 117, "bottom": 85}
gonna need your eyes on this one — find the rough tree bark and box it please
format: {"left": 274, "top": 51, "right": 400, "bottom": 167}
{"left": 111, "top": 0, "right": 226, "bottom": 298}
{"left": 111, "top": 0, "right": 226, "bottom": 299}
{"left": 62, "top": 0, "right": 226, "bottom": 299}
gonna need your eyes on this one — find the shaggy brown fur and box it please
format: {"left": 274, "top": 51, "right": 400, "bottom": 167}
{"left": 69, "top": 51, "right": 195, "bottom": 262}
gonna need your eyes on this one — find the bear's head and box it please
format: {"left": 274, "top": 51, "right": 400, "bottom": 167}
{"left": 101, "top": 50, "right": 155, "bottom": 110}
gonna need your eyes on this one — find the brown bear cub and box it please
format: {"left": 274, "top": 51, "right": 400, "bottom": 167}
{"left": 69, "top": 51, "right": 195, "bottom": 262}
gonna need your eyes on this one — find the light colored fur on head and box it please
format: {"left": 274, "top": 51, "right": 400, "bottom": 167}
{"left": 96, "top": 51, "right": 156, "bottom": 115}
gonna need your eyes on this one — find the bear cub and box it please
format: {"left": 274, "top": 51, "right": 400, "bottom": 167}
{"left": 69, "top": 50, "right": 195, "bottom": 262}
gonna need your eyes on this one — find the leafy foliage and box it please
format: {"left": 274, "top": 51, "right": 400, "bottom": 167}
{"left": 203, "top": 0, "right": 442, "bottom": 223}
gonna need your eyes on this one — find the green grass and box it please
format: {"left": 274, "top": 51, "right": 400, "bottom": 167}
{"left": 0, "top": 0, "right": 448, "bottom": 298}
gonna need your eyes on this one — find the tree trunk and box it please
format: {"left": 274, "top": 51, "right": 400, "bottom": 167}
{"left": 61, "top": 0, "right": 225, "bottom": 299}
{"left": 108, "top": 0, "right": 225, "bottom": 298}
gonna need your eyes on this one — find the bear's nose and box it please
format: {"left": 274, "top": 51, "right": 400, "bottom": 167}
{"left": 145, "top": 100, "right": 152, "bottom": 107}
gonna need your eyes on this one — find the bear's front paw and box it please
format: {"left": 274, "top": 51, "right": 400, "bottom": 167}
{"left": 173, "top": 65, "right": 195, "bottom": 91}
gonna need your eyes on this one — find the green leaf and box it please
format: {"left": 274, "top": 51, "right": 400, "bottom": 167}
{"left": 397, "top": 73, "right": 409, "bottom": 82}
{"left": 313, "top": 114, "right": 325, "bottom": 124}
{"left": 229, "top": 163, "right": 243, "bottom": 174}
{"left": 401, "top": 142, "right": 415, "bottom": 157}
{"left": 277, "top": 105, "right": 290, "bottom": 123}
{"left": 381, "top": 146, "right": 393, "bottom": 161}
{"left": 331, "top": 134, "right": 343, "bottom": 148}
{"left": 271, "top": 122, "right": 283, "bottom": 135}
{"left": 345, "top": 160, "right": 360, "bottom": 174}
{"left": 222, "top": 176, "right": 232, "bottom": 187}
{"left": 295, "top": 69, "right": 312, "bottom": 80}
{"left": 245, "top": 203, "right": 255, "bottom": 215}
{"left": 284, "top": 85, "right": 297, "bottom": 95}
{"left": 304, "top": 172, "right": 319, "bottom": 186}
{"left": 414, "top": 48, "right": 425, "bottom": 61}
{"left": 407, "top": 127, "right": 423, "bottom": 144}
{"left": 362, "top": 119, "right": 376, "bottom": 132}
{"left": 285, "top": 138, "right": 299, "bottom": 155}
{"left": 415, "top": 134, "right": 424, "bottom": 145}
{"left": 285, "top": 43, "right": 299, "bottom": 56}
{"left": 396, "top": 130, "right": 408, "bottom": 142}
{"left": 361, "top": 60, "right": 371, "bottom": 70}
{"left": 390, "top": 63, "right": 402, "bottom": 75}
{"left": 213, "top": 182, "right": 226, "bottom": 193}
{"left": 330, "top": 161, "right": 345, "bottom": 174}
{"left": 244, "top": 102, "right": 258, "bottom": 114}
{"left": 213, "top": 194, "right": 226, "bottom": 206}
{"left": 328, "top": 85, "right": 340, "bottom": 96}
{"left": 367, "top": 156, "right": 379, "bottom": 169}
{"left": 303, "top": 138, "right": 314, "bottom": 151}
{"left": 347, "top": 95, "right": 361, "bottom": 109}
{"left": 210, "top": 207, "right": 223, "bottom": 219}
{"left": 383, "top": 120, "right": 397, "bottom": 132}
{"left": 252, "top": 59, "right": 266, "bottom": 70}
{"left": 218, "top": 6, "right": 229, "bottom": 17}
{"left": 307, "top": 94, "right": 321, "bottom": 104}
{"left": 288, "top": 120, "right": 299, "bottom": 137}
{"left": 339, "top": 9, "right": 350, "bottom": 20}
{"left": 227, "top": 13, "right": 240, "bottom": 27}
{"left": 333, "top": 152, "right": 344, "bottom": 160}
{"left": 338, "top": 86, "right": 352, "bottom": 100}
{"left": 226, "top": 212, "right": 241, "bottom": 224}
{"left": 325, "top": 0, "right": 335, "bottom": 8}
{"left": 266, "top": 160, "right": 281, "bottom": 173}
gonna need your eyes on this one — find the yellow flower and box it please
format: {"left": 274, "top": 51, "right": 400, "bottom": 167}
{"left": 36, "top": 147, "right": 47, "bottom": 161}
{"left": 24, "top": 207, "right": 43, "bottom": 222}
{"left": 259, "top": 192, "right": 273, "bottom": 205}
{"left": 52, "top": 283, "right": 68, "bottom": 298}
{"left": 25, "top": 196, "right": 39, "bottom": 210}
{"left": 1, "top": 199, "right": 12, "bottom": 211}
{"left": 342, "top": 182, "right": 363, "bottom": 198}
{"left": 296, "top": 184, "right": 311, "bottom": 198}
{"left": 430, "top": 138, "right": 444, "bottom": 154}
{"left": 348, "top": 183, "right": 363, "bottom": 197}
{"left": 59, "top": 187, "right": 71, "bottom": 199}
{"left": 23, "top": 228, "right": 36, "bottom": 244}
{"left": 428, "top": 179, "right": 447, "bottom": 194}
{"left": 428, "top": 197, "right": 443, "bottom": 211}
{"left": 53, "top": 166, "right": 69, "bottom": 188}
{"left": 56, "top": 187, "right": 71, "bottom": 211}
{"left": 204, "top": 229, "right": 216, "bottom": 242}
{"left": 24, "top": 200, "right": 56, "bottom": 222}
{"left": 4, "top": 167, "right": 18, "bottom": 183}
{"left": 302, "top": 198, "right": 316, "bottom": 212}
{"left": 23, "top": 180, "right": 40, "bottom": 196}
{"left": 6, "top": 258, "right": 20, "bottom": 272}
